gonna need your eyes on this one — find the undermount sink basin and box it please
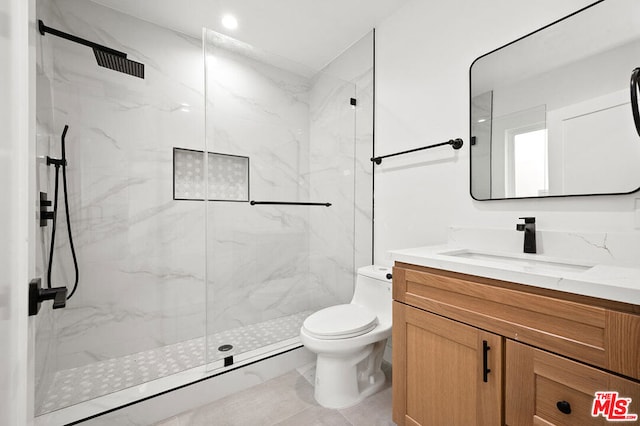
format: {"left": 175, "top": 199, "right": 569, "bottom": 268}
{"left": 438, "top": 249, "right": 593, "bottom": 274}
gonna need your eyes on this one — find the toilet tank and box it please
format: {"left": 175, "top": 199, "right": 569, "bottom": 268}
{"left": 351, "top": 265, "right": 392, "bottom": 322}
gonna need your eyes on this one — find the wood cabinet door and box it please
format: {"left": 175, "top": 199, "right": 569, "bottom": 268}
{"left": 505, "top": 340, "right": 640, "bottom": 426}
{"left": 392, "top": 301, "right": 503, "bottom": 426}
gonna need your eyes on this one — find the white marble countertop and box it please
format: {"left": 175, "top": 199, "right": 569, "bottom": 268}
{"left": 389, "top": 244, "right": 640, "bottom": 305}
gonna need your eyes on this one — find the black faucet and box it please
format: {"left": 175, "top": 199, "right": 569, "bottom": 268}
{"left": 28, "top": 278, "right": 67, "bottom": 316}
{"left": 516, "top": 217, "right": 536, "bottom": 254}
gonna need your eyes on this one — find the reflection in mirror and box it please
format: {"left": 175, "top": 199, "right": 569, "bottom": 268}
{"left": 470, "top": 0, "right": 640, "bottom": 200}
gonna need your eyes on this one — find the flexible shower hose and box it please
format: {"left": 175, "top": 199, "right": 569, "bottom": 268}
{"left": 47, "top": 125, "right": 79, "bottom": 300}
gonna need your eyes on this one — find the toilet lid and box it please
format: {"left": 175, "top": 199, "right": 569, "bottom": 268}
{"left": 302, "top": 304, "right": 378, "bottom": 339}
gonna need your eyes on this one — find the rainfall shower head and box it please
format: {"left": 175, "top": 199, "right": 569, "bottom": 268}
{"left": 93, "top": 49, "right": 145, "bottom": 79}
{"left": 38, "top": 20, "right": 145, "bottom": 79}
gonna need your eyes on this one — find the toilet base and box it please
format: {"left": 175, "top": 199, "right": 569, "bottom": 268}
{"left": 313, "top": 339, "right": 387, "bottom": 409}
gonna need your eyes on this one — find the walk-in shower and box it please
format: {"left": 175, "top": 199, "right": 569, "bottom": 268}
{"left": 34, "top": 0, "right": 373, "bottom": 423}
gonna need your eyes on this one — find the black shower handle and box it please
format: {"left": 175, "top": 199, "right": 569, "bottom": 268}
{"left": 28, "top": 278, "right": 67, "bottom": 316}
{"left": 631, "top": 67, "right": 640, "bottom": 138}
{"left": 40, "top": 287, "right": 68, "bottom": 309}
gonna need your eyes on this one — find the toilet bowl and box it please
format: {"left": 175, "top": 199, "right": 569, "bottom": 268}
{"left": 300, "top": 265, "right": 392, "bottom": 409}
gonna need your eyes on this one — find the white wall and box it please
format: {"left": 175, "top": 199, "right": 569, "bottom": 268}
{"left": 374, "top": 0, "right": 640, "bottom": 263}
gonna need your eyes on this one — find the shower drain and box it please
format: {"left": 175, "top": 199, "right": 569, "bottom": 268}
{"left": 218, "top": 344, "right": 233, "bottom": 352}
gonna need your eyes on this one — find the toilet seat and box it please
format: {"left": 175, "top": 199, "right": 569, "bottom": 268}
{"left": 302, "top": 304, "right": 378, "bottom": 339}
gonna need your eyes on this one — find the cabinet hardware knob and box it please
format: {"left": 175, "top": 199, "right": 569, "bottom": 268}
{"left": 556, "top": 400, "right": 572, "bottom": 414}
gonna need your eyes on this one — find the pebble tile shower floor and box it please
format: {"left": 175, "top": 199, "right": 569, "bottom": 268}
{"left": 37, "top": 311, "right": 312, "bottom": 415}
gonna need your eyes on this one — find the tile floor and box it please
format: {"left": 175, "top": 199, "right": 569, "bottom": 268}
{"left": 37, "top": 311, "right": 312, "bottom": 415}
{"left": 153, "top": 363, "right": 395, "bottom": 426}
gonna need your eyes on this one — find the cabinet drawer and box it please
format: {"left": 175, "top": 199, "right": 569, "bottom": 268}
{"left": 506, "top": 340, "right": 640, "bottom": 426}
{"left": 393, "top": 263, "right": 640, "bottom": 378}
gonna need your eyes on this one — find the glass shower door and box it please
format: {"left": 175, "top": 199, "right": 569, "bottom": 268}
{"left": 33, "top": 1, "right": 208, "bottom": 419}
{"left": 203, "top": 28, "right": 358, "bottom": 369}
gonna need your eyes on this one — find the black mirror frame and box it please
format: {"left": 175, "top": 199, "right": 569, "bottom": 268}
{"left": 468, "top": 0, "right": 640, "bottom": 201}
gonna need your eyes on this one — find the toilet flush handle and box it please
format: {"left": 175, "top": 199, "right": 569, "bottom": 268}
{"left": 386, "top": 273, "right": 392, "bottom": 280}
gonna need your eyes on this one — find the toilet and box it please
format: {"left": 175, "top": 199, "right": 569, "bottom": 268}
{"left": 300, "top": 265, "right": 392, "bottom": 409}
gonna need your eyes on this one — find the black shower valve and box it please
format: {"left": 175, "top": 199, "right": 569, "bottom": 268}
{"left": 39, "top": 192, "right": 55, "bottom": 227}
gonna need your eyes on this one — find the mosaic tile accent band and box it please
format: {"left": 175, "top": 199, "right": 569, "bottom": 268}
{"left": 36, "top": 311, "right": 312, "bottom": 415}
{"left": 173, "top": 148, "right": 249, "bottom": 201}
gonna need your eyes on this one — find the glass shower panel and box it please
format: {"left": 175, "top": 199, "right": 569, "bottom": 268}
{"left": 203, "top": 29, "right": 357, "bottom": 368}
{"left": 34, "top": 0, "right": 207, "bottom": 416}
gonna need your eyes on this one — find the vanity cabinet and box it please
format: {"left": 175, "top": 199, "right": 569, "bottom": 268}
{"left": 393, "top": 302, "right": 502, "bottom": 425}
{"left": 392, "top": 262, "right": 640, "bottom": 426}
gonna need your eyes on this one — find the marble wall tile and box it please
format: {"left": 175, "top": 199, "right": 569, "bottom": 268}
{"left": 36, "top": 0, "right": 207, "bottom": 375}
{"left": 308, "top": 32, "right": 375, "bottom": 305}
{"left": 204, "top": 33, "right": 313, "bottom": 335}
{"left": 204, "top": 46, "right": 311, "bottom": 129}
{"left": 35, "top": 3, "right": 373, "bottom": 416}
{"left": 203, "top": 29, "right": 377, "bottom": 335}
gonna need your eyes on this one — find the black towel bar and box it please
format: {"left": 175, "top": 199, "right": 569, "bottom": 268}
{"left": 250, "top": 201, "right": 331, "bottom": 207}
{"left": 371, "top": 138, "right": 463, "bottom": 165}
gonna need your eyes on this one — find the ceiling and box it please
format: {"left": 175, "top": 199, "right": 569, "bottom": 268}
{"left": 90, "top": 0, "right": 409, "bottom": 72}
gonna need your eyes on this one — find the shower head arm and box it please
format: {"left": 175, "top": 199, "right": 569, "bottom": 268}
{"left": 38, "top": 20, "right": 127, "bottom": 59}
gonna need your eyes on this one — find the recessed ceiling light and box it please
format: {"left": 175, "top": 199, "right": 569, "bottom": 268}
{"left": 222, "top": 14, "right": 238, "bottom": 30}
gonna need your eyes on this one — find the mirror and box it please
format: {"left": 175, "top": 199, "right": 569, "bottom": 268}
{"left": 470, "top": 0, "right": 640, "bottom": 200}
